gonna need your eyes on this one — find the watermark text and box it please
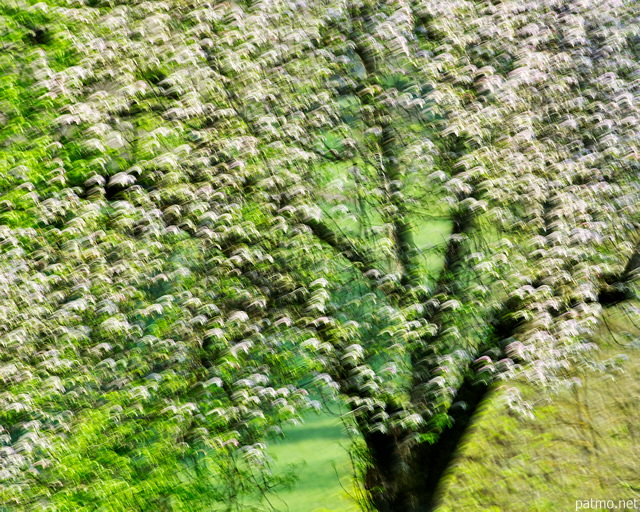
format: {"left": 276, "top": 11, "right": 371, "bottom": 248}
{"left": 576, "top": 499, "right": 640, "bottom": 511}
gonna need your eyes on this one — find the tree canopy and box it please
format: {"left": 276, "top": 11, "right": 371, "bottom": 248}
{"left": 0, "top": 0, "right": 638, "bottom": 510}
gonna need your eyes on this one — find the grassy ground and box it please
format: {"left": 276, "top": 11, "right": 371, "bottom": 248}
{"left": 435, "top": 310, "right": 640, "bottom": 512}
{"left": 268, "top": 409, "right": 358, "bottom": 512}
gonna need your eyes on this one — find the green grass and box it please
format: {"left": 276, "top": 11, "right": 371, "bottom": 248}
{"left": 267, "top": 410, "right": 358, "bottom": 512}
{"left": 434, "top": 310, "right": 640, "bottom": 512}
{"left": 411, "top": 216, "right": 452, "bottom": 278}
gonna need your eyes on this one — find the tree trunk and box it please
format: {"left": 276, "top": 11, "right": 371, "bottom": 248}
{"left": 362, "top": 378, "right": 489, "bottom": 512}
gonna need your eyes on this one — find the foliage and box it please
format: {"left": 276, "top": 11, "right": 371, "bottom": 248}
{"left": 0, "top": 0, "right": 638, "bottom": 510}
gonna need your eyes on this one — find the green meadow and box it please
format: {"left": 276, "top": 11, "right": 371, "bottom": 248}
{"left": 268, "top": 410, "right": 357, "bottom": 512}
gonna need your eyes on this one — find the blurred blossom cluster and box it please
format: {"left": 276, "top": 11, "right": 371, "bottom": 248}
{"left": 0, "top": 0, "right": 638, "bottom": 509}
